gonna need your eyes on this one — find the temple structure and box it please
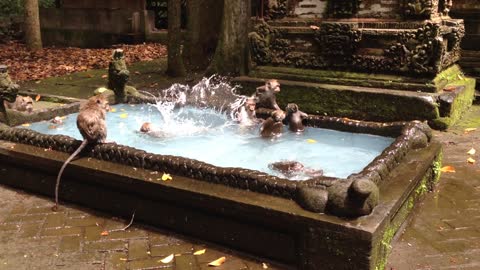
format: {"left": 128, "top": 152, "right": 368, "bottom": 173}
{"left": 39, "top": 0, "right": 163, "bottom": 47}
{"left": 242, "top": 0, "right": 476, "bottom": 129}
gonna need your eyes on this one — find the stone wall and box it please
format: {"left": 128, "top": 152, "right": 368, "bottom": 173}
{"left": 451, "top": 0, "right": 480, "bottom": 50}
{"left": 61, "top": 0, "right": 146, "bottom": 10}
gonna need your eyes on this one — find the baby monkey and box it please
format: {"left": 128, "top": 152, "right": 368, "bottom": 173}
{"left": 260, "top": 109, "right": 285, "bottom": 138}
{"left": 53, "top": 95, "right": 110, "bottom": 211}
{"left": 4, "top": 95, "right": 34, "bottom": 113}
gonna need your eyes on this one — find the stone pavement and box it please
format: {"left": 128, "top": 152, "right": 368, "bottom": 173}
{"left": 388, "top": 105, "right": 480, "bottom": 270}
{"left": 0, "top": 185, "right": 288, "bottom": 270}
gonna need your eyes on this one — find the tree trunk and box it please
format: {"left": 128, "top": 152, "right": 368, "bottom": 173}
{"left": 166, "top": 0, "right": 187, "bottom": 77}
{"left": 24, "top": 0, "right": 43, "bottom": 51}
{"left": 207, "top": 0, "right": 251, "bottom": 76}
{"left": 184, "top": 0, "right": 223, "bottom": 71}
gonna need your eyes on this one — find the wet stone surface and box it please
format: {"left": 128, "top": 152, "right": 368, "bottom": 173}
{"left": 388, "top": 105, "right": 480, "bottom": 270}
{"left": 0, "top": 186, "right": 288, "bottom": 270}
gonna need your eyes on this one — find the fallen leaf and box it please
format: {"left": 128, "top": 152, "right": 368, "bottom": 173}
{"left": 119, "top": 258, "right": 127, "bottom": 261}
{"left": 309, "top": 25, "right": 319, "bottom": 30}
{"left": 35, "top": 94, "right": 41, "bottom": 101}
{"left": 134, "top": 71, "right": 141, "bottom": 75}
{"left": 193, "top": 249, "right": 206, "bottom": 255}
{"left": 306, "top": 139, "right": 317, "bottom": 143}
{"left": 443, "top": 86, "right": 457, "bottom": 92}
{"left": 48, "top": 125, "right": 57, "bottom": 129}
{"left": 467, "top": 148, "right": 476, "bottom": 155}
{"left": 467, "top": 157, "right": 476, "bottom": 164}
{"left": 100, "top": 231, "right": 109, "bottom": 236}
{"left": 159, "top": 254, "right": 174, "bottom": 264}
{"left": 464, "top": 128, "right": 477, "bottom": 133}
{"left": 162, "top": 173, "right": 172, "bottom": 181}
{"left": 208, "top": 257, "right": 226, "bottom": 267}
{"left": 101, "top": 74, "right": 108, "bottom": 78}
{"left": 119, "top": 113, "right": 128, "bottom": 119}
{"left": 440, "top": 166, "right": 456, "bottom": 173}
{"left": 120, "top": 108, "right": 126, "bottom": 112}
{"left": 21, "top": 123, "right": 30, "bottom": 127}
{"left": 262, "top": 262, "right": 269, "bottom": 269}
{"left": 110, "top": 108, "right": 117, "bottom": 113}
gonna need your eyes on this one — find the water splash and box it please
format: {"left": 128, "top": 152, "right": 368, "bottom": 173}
{"left": 147, "top": 75, "right": 250, "bottom": 137}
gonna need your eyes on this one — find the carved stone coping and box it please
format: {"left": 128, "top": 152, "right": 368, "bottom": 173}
{"left": 0, "top": 112, "right": 432, "bottom": 218}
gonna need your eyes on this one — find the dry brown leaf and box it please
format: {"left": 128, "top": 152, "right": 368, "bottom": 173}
{"left": 467, "top": 148, "right": 476, "bottom": 155}
{"left": 208, "top": 257, "right": 226, "bottom": 267}
{"left": 464, "top": 128, "right": 477, "bottom": 133}
{"left": 440, "top": 166, "right": 456, "bottom": 173}
{"left": 443, "top": 86, "right": 457, "bottom": 92}
{"left": 159, "top": 254, "right": 174, "bottom": 264}
{"left": 309, "top": 25, "right": 319, "bottom": 30}
{"left": 100, "top": 231, "right": 109, "bottom": 236}
{"left": 21, "top": 123, "right": 30, "bottom": 127}
{"left": 193, "top": 249, "right": 206, "bottom": 255}
{"left": 467, "top": 157, "right": 476, "bottom": 164}
{"left": 101, "top": 74, "right": 108, "bottom": 79}
{"left": 35, "top": 94, "right": 41, "bottom": 101}
{"left": 262, "top": 262, "right": 269, "bottom": 269}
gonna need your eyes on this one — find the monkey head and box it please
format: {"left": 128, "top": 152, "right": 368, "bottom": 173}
{"left": 112, "top": 49, "right": 125, "bottom": 60}
{"left": 286, "top": 103, "right": 299, "bottom": 113}
{"left": 272, "top": 110, "right": 286, "bottom": 122}
{"left": 266, "top": 79, "right": 280, "bottom": 93}
{"left": 85, "top": 94, "right": 110, "bottom": 113}
{"left": 140, "top": 122, "right": 152, "bottom": 133}
{"left": 21, "top": 96, "right": 34, "bottom": 113}
{"left": 245, "top": 97, "right": 257, "bottom": 112}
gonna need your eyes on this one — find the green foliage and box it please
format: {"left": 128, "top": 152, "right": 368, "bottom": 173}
{"left": 0, "top": 0, "right": 55, "bottom": 18}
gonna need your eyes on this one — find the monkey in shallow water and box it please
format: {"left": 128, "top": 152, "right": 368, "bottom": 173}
{"left": 4, "top": 95, "right": 34, "bottom": 113}
{"left": 254, "top": 79, "right": 281, "bottom": 110}
{"left": 52, "top": 95, "right": 110, "bottom": 211}
{"left": 260, "top": 109, "right": 285, "bottom": 138}
{"left": 285, "top": 103, "right": 308, "bottom": 132}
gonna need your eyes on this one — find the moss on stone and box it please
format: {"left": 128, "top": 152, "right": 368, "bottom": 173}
{"left": 373, "top": 151, "right": 442, "bottom": 270}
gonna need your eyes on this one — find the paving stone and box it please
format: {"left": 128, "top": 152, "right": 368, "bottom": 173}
{"left": 19, "top": 223, "right": 41, "bottom": 238}
{"left": 129, "top": 256, "right": 174, "bottom": 270}
{"left": 65, "top": 216, "right": 104, "bottom": 227}
{"left": 150, "top": 243, "right": 193, "bottom": 257}
{"left": 43, "top": 212, "right": 66, "bottom": 228}
{"left": 59, "top": 236, "right": 81, "bottom": 253}
{"left": 0, "top": 223, "right": 19, "bottom": 232}
{"left": 84, "top": 225, "right": 104, "bottom": 242}
{"left": 105, "top": 251, "right": 128, "bottom": 270}
{"left": 174, "top": 254, "right": 200, "bottom": 270}
{"left": 84, "top": 240, "right": 128, "bottom": 252}
{"left": 27, "top": 206, "right": 58, "bottom": 215}
{"left": 41, "top": 226, "right": 83, "bottom": 237}
{"left": 128, "top": 239, "right": 150, "bottom": 260}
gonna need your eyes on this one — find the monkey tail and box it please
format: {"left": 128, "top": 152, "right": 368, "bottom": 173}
{"left": 52, "top": 139, "right": 88, "bottom": 211}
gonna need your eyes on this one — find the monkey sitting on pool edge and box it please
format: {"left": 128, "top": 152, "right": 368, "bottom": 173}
{"left": 53, "top": 94, "right": 110, "bottom": 211}
{"left": 4, "top": 95, "right": 34, "bottom": 113}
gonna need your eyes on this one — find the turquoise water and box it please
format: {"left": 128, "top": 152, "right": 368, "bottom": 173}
{"left": 26, "top": 104, "right": 394, "bottom": 180}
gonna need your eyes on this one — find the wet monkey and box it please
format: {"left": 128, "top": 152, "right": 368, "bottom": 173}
{"left": 255, "top": 79, "right": 281, "bottom": 110}
{"left": 52, "top": 95, "right": 110, "bottom": 211}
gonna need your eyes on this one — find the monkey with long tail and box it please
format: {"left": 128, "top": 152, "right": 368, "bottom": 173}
{"left": 52, "top": 95, "right": 110, "bottom": 211}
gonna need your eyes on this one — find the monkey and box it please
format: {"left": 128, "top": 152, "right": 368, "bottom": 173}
{"left": 254, "top": 79, "right": 281, "bottom": 110}
{"left": 4, "top": 95, "right": 34, "bottom": 113}
{"left": 139, "top": 122, "right": 168, "bottom": 138}
{"left": 269, "top": 160, "right": 324, "bottom": 178}
{"left": 140, "top": 122, "right": 152, "bottom": 133}
{"left": 285, "top": 103, "right": 308, "bottom": 132}
{"left": 236, "top": 96, "right": 260, "bottom": 126}
{"left": 52, "top": 95, "right": 110, "bottom": 211}
{"left": 260, "top": 109, "right": 285, "bottom": 138}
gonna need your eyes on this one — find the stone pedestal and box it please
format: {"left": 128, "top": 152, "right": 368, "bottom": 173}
{"left": 244, "top": 0, "right": 475, "bottom": 129}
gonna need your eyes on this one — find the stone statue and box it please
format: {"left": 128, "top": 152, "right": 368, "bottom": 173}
{"left": 0, "top": 65, "right": 19, "bottom": 122}
{"left": 108, "top": 49, "right": 130, "bottom": 103}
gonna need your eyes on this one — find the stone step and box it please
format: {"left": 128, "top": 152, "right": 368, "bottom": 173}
{"left": 234, "top": 74, "right": 476, "bottom": 130}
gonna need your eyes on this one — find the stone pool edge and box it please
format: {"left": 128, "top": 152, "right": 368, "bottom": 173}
{"left": 0, "top": 137, "right": 442, "bottom": 270}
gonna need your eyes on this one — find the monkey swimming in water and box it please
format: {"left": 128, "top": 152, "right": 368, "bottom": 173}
{"left": 52, "top": 95, "right": 110, "bottom": 211}
{"left": 285, "top": 103, "right": 308, "bottom": 132}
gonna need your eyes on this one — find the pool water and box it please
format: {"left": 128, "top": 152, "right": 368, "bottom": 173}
{"left": 26, "top": 104, "right": 394, "bottom": 180}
